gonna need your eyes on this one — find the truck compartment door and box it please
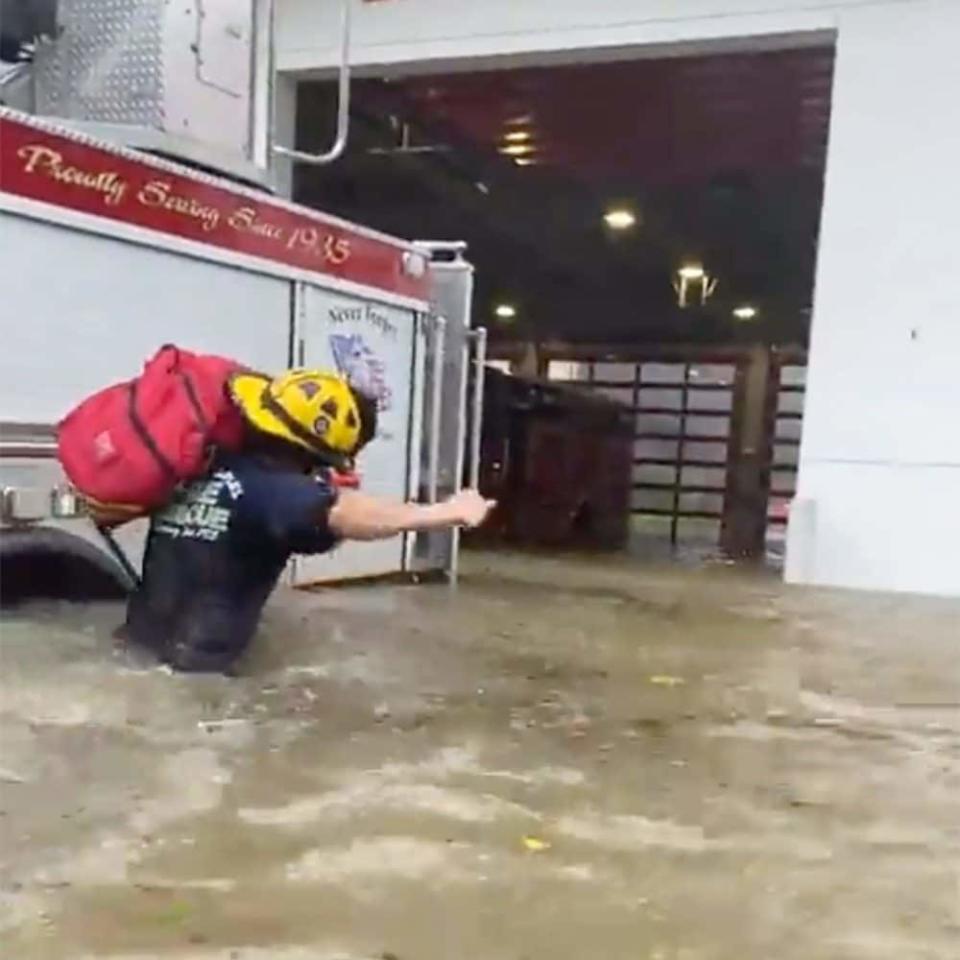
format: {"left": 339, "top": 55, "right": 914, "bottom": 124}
{"left": 291, "top": 283, "right": 419, "bottom": 584}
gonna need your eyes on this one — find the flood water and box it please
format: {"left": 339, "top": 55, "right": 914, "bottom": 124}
{"left": 1, "top": 552, "right": 959, "bottom": 959}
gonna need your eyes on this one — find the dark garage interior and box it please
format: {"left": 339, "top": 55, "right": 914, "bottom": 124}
{"left": 292, "top": 44, "right": 834, "bottom": 559}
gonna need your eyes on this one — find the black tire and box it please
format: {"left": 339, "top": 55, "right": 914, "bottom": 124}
{"left": 0, "top": 526, "right": 134, "bottom": 604}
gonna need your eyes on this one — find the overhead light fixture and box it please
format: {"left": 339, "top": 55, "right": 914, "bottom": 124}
{"left": 513, "top": 157, "right": 537, "bottom": 167}
{"left": 677, "top": 263, "right": 706, "bottom": 281}
{"left": 505, "top": 114, "right": 534, "bottom": 126}
{"left": 503, "top": 130, "right": 531, "bottom": 143}
{"left": 733, "top": 305, "right": 758, "bottom": 320}
{"left": 500, "top": 143, "right": 534, "bottom": 157}
{"left": 495, "top": 304, "right": 517, "bottom": 320}
{"left": 673, "top": 263, "right": 717, "bottom": 308}
{"left": 603, "top": 208, "right": 636, "bottom": 230}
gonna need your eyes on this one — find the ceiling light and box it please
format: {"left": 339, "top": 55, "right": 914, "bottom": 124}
{"left": 733, "top": 305, "right": 758, "bottom": 320}
{"left": 673, "top": 263, "right": 717, "bottom": 307}
{"left": 677, "top": 263, "right": 705, "bottom": 281}
{"left": 513, "top": 157, "right": 537, "bottom": 167}
{"left": 503, "top": 130, "right": 531, "bottom": 143}
{"left": 505, "top": 114, "right": 534, "bottom": 126}
{"left": 495, "top": 304, "right": 517, "bottom": 320}
{"left": 500, "top": 143, "right": 534, "bottom": 157}
{"left": 604, "top": 208, "right": 636, "bottom": 230}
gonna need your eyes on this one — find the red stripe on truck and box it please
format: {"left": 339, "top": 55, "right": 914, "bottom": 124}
{"left": 0, "top": 113, "right": 429, "bottom": 302}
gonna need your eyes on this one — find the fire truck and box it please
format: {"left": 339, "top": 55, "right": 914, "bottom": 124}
{"left": 0, "top": 0, "right": 484, "bottom": 592}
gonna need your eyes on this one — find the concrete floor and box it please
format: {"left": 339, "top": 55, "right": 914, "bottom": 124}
{"left": 1, "top": 552, "right": 958, "bottom": 959}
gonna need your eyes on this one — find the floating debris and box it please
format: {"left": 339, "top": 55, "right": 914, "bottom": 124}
{"left": 521, "top": 835, "right": 551, "bottom": 852}
{"left": 649, "top": 675, "right": 685, "bottom": 688}
{"left": 197, "top": 719, "right": 247, "bottom": 731}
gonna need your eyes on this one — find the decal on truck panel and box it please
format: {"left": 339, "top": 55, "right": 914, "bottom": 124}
{"left": 0, "top": 114, "right": 429, "bottom": 301}
{"left": 329, "top": 333, "right": 393, "bottom": 412}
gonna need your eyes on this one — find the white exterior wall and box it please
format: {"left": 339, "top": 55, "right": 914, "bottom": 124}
{"left": 785, "top": 0, "right": 960, "bottom": 597}
{"left": 276, "top": 0, "right": 960, "bottom": 596}
{"left": 276, "top": 0, "right": 837, "bottom": 72}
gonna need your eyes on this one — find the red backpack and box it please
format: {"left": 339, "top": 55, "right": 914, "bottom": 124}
{"left": 57, "top": 345, "right": 247, "bottom": 521}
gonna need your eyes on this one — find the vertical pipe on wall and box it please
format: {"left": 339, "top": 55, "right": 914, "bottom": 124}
{"left": 427, "top": 315, "right": 446, "bottom": 503}
{"left": 468, "top": 327, "right": 487, "bottom": 490}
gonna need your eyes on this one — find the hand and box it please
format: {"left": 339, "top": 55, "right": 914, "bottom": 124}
{"left": 445, "top": 489, "right": 496, "bottom": 528}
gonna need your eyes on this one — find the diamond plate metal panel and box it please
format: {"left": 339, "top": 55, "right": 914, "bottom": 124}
{"left": 28, "top": 0, "right": 258, "bottom": 167}
{"left": 34, "top": 0, "right": 164, "bottom": 126}
{"left": 411, "top": 259, "right": 474, "bottom": 574}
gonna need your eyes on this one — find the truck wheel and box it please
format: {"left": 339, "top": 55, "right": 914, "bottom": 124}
{"left": 0, "top": 527, "right": 133, "bottom": 604}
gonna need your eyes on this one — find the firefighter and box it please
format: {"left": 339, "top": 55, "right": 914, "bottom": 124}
{"left": 123, "top": 369, "right": 494, "bottom": 673}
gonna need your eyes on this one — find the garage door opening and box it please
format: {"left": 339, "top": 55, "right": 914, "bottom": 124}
{"left": 291, "top": 38, "right": 834, "bottom": 566}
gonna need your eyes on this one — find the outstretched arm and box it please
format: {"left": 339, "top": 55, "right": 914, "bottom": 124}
{"left": 328, "top": 488, "right": 495, "bottom": 542}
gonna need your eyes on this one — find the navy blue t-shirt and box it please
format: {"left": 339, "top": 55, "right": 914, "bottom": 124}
{"left": 125, "top": 452, "right": 338, "bottom": 672}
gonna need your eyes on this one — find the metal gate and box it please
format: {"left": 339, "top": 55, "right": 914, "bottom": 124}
{"left": 766, "top": 361, "right": 806, "bottom": 553}
{"left": 573, "top": 360, "right": 735, "bottom": 549}
{"left": 547, "top": 351, "right": 805, "bottom": 556}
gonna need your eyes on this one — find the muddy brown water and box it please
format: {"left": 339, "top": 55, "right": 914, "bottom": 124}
{"left": 1, "top": 552, "right": 958, "bottom": 959}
